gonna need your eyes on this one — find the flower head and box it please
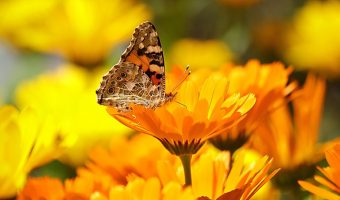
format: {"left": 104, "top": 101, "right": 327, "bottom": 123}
{"left": 83, "top": 134, "right": 175, "bottom": 184}
{"left": 299, "top": 143, "right": 340, "bottom": 199}
{"left": 17, "top": 144, "right": 278, "bottom": 200}
{"left": 188, "top": 149, "right": 279, "bottom": 200}
{"left": 0, "top": 105, "right": 71, "bottom": 198}
{"left": 210, "top": 60, "right": 295, "bottom": 152}
{"left": 251, "top": 73, "right": 333, "bottom": 190}
{"left": 0, "top": 0, "right": 151, "bottom": 66}
{"left": 15, "top": 64, "right": 131, "bottom": 165}
{"left": 109, "top": 72, "right": 255, "bottom": 155}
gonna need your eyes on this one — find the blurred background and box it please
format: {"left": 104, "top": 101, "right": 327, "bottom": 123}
{"left": 1, "top": 0, "right": 339, "bottom": 138}
{"left": 0, "top": 0, "right": 339, "bottom": 198}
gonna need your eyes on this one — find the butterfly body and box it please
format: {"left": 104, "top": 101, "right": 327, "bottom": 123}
{"left": 96, "top": 22, "right": 175, "bottom": 112}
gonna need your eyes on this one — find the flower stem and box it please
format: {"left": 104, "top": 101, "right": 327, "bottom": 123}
{"left": 179, "top": 154, "right": 192, "bottom": 186}
{"left": 229, "top": 149, "right": 235, "bottom": 171}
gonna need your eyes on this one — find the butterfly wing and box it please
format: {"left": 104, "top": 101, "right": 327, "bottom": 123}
{"left": 96, "top": 22, "right": 168, "bottom": 111}
{"left": 120, "top": 22, "right": 165, "bottom": 87}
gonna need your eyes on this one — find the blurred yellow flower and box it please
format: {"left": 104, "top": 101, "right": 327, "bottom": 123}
{"left": 0, "top": 0, "right": 151, "bottom": 66}
{"left": 169, "top": 39, "right": 233, "bottom": 69}
{"left": 284, "top": 1, "right": 340, "bottom": 77}
{"left": 299, "top": 143, "right": 340, "bottom": 200}
{"left": 0, "top": 105, "right": 71, "bottom": 198}
{"left": 110, "top": 72, "right": 255, "bottom": 156}
{"left": 15, "top": 64, "right": 131, "bottom": 165}
{"left": 211, "top": 60, "right": 295, "bottom": 152}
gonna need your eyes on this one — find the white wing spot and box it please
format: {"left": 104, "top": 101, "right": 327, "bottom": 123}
{"left": 146, "top": 46, "right": 162, "bottom": 53}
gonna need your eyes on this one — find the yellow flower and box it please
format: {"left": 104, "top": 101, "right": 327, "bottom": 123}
{"left": 0, "top": 105, "right": 71, "bottom": 198}
{"left": 284, "top": 1, "right": 340, "bottom": 77}
{"left": 169, "top": 39, "right": 233, "bottom": 70}
{"left": 15, "top": 64, "right": 131, "bottom": 165}
{"left": 210, "top": 60, "right": 295, "bottom": 152}
{"left": 0, "top": 0, "right": 151, "bottom": 66}
{"left": 299, "top": 143, "right": 340, "bottom": 200}
{"left": 109, "top": 72, "right": 255, "bottom": 156}
{"left": 251, "top": 74, "right": 335, "bottom": 190}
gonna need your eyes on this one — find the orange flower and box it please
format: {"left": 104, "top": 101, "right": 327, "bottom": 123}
{"left": 195, "top": 150, "right": 279, "bottom": 200}
{"left": 107, "top": 151, "right": 279, "bottom": 200}
{"left": 108, "top": 177, "right": 196, "bottom": 200}
{"left": 17, "top": 177, "right": 65, "bottom": 200}
{"left": 299, "top": 144, "right": 340, "bottom": 200}
{"left": 18, "top": 148, "right": 278, "bottom": 200}
{"left": 16, "top": 129, "right": 282, "bottom": 200}
{"left": 250, "top": 73, "right": 337, "bottom": 191}
{"left": 109, "top": 72, "right": 256, "bottom": 156}
{"left": 210, "top": 60, "right": 295, "bottom": 152}
{"left": 82, "top": 134, "right": 175, "bottom": 185}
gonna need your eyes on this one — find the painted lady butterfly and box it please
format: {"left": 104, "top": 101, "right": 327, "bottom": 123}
{"left": 96, "top": 22, "right": 175, "bottom": 112}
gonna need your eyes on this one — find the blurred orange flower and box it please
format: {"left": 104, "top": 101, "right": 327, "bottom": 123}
{"left": 211, "top": 60, "right": 295, "bottom": 152}
{"left": 17, "top": 177, "right": 65, "bottom": 200}
{"left": 109, "top": 72, "right": 256, "bottom": 155}
{"left": 299, "top": 144, "right": 340, "bottom": 199}
{"left": 250, "top": 74, "right": 339, "bottom": 191}
{"left": 252, "top": 74, "right": 325, "bottom": 169}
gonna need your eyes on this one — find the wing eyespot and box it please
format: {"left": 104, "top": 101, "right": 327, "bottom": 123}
{"left": 108, "top": 88, "right": 114, "bottom": 94}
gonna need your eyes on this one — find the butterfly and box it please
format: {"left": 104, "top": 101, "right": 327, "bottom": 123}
{"left": 96, "top": 22, "right": 176, "bottom": 112}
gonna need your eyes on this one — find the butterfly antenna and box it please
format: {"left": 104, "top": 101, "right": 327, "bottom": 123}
{"left": 175, "top": 100, "right": 188, "bottom": 109}
{"left": 171, "top": 65, "right": 191, "bottom": 93}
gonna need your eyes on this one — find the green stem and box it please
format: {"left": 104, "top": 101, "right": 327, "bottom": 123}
{"left": 179, "top": 154, "right": 192, "bottom": 186}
